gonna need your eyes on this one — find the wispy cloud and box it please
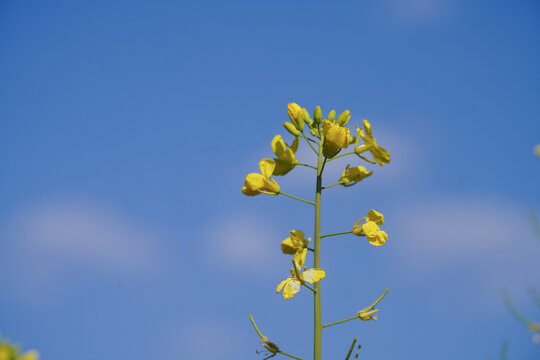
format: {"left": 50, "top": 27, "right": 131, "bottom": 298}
{"left": 204, "top": 212, "right": 282, "bottom": 274}
{"left": 0, "top": 197, "right": 163, "bottom": 303}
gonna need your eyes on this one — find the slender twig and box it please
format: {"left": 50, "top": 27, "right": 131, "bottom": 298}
{"left": 322, "top": 182, "right": 341, "bottom": 190}
{"left": 353, "top": 345, "right": 362, "bottom": 360}
{"left": 323, "top": 289, "right": 390, "bottom": 328}
{"left": 303, "top": 283, "right": 316, "bottom": 293}
{"left": 249, "top": 314, "right": 265, "bottom": 339}
{"left": 321, "top": 230, "right": 353, "bottom": 239}
{"left": 327, "top": 151, "right": 354, "bottom": 162}
{"left": 502, "top": 288, "right": 531, "bottom": 327}
{"left": 297, "top": 162, "right": 317, "bottom": 170}
{"left": 344, "top": 338, "right": 358, "bottom": 360}
{"left": 279, "top": 191, "right": 315, "bottom": 205}
{"left": 323, "top": 315, "right": 360, "bottom": 328}
{"left": 307, "top": 247, "right": 314, "bottom": 252}
{"left": 277, "top": 350, "right": 304, "bottom": 360}
{"left": 301, "top": 132, "right": 319, "bottom": 155}
{"left": 499, "top": 339, "right": 509, "bottom": 360}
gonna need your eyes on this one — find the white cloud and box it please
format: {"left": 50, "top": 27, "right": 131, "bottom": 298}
{"left": 0, "top": 197, "right": 163, "bottom": 303}
{"left": 204, "top": 212, "right": 282, "bottom": 273}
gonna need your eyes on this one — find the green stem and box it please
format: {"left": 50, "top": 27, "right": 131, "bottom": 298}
{"left": 363, "top": 288, "right": 390, "bottom": 312}
{"left": 502, "top": 288, "right": 531, "bottom": 327}
{"left": 278, "top": 351, "right": 305, "bottom": 360}
{"left": 353, "top": 345, "right": 362, "bottom": 360}
{"left": 298, "top": 163, "right": 318, "bottom": 170}
{"left": 499, "top": 339, "right": 509, "bottom": 360}
{"left": 313, "top": 137, "right": 324, "bottom": 360}
{"left": 322, "top": 182, "right": 341, "bottom": 190}
{"left": 322, "top": 315, "right": 359, "bottom": 328}
{"left": 279, "top": 191, "right": 316, "bottom": 205}
{"left": 344, "top": 338, "right": 358, "bottom": 360}
{"left": 303, "top": 283, "right": 316, "bottom": 293}
{"left": 249, "top": 314, "right": 265, "bottom": 339}
{"left": 292, "top": 260, "right": 302, "bottom": 281}
{"left": 328, "top": 151, "right": 354, "bottom": 162}
{"left": 321, "top": 230, "right": 352, "bottom": 239}
{"left": 301, "top": 132, "right": 319, "bottom": 155}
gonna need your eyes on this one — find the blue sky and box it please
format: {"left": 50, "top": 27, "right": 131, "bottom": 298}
{"left": 1, "top": 0, "right": 539, "bottom": 359}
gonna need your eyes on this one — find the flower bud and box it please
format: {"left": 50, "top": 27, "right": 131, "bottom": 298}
{"left": 313, "top": 106, "right": 322, "bottom": 124}
{"left": 336, "top": 110, "right": 350, "bottom": 126}
{"left": 302, "top": 108, "right": 313, "bottom": 126}
{"left": 283, "top": 122, "right": 301, "bottom": 136}
{"left": 327, "top": 110, "right": 336, "bottom": 123}
{"left": 287, "top": 103, "right": 304, "bottom": 132}
{"left": 310, "top": 127, "right": 320, "bottom": 137}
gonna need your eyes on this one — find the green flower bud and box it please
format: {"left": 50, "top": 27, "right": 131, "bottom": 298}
{"left": 327, "top": 110, "right": 336, "bottom": 123}
{"left": 310, "top": 127, "right": 320, "bottom": 137}
{"left": 302, "top": 108, "right": 313, "bottom": 127}
{"left": 283, "top": 122, "right": 301, "bottom": 136}
{"left": 336, "top": 110, "right": 350, "bottom": 126}
{"left": 313, "top": 106, "right": 322, "bottom": 124}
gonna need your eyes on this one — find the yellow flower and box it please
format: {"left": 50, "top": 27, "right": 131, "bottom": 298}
{"left": 339, "top": 165, "right": 373, "bottom": 186}
{"left": 271, "top": 135, "right": 299, "bottom": 176}
{"left": 322, "top": 120, "right": 350, "bottom": 158}
{"left": 276, "top": 249, "right": 325, "bottom": 299}
{"left": 287, "top": 103, "right": 304, "bottom": 132}
{"left": 355, "top": 120, "right": 390, "bottom": 166}
{"left": 242, "top": 159, "right": 280, "bottom": 196}
{"left": 352, "top": 210, "right": 388, "bottom": 246}
{"left": 535, "top": 144, "right": 540, "bottom": 157}
{"left": 281, "top": 230, "right": 311, "bottom": 254}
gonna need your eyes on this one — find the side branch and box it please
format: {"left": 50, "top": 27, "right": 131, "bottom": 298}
{"left": 300, "top": 132, "right": 319, "bottom": 155}
{"left": 279, "top": 191, "right": 316, "bottom": 205}
{"left": 323, "top": 288, "right": 390, "bottom": 329}
{"left": 321, "top": 230, "right": 353, "bottom": 239}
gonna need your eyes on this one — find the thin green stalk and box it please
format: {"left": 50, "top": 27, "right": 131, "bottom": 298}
{"left": 301, "top": 132, "right": 319, "bottom": 155}
{"left": 279, "top": 191, "right": 316, "bottom": 205}
{"left": 344, "top": 338, "right": 358, "bottom": 360}
{"left": 502, "top": 288, "right": 530, "bottom": 327}
{"left": 298, "top": 163, "right": 318, "bottom": 170}
{"left": 322, "top": 315, "right": 359, "bottom": 328}
{"left": 363, "top": 288, "right": 389, "bottom": 312}
{"left": 322, "top": 182, "right": 341, "bottom": 190}
{"left": 499, "top": 339, "right": 509, "bottom": 360}
{"left": 327, "top": 151, "right": 354, "bottom": 162}
{"left": 353, "top": 345, "right": 361, "bottom": 360}
{"left": 249, "top": 314, "right": 265, "bottom": 339}
{"left": 278, "top": 350, "right": 305, "bottom": 360}
{"left": 321, "top": 230, "right": 353, "bottom": 238}
{"left": 303, "top": 283, "right": 316, "bottom": 293}
{"left": 313, "top": 137, "right": 323, "bottom": 360}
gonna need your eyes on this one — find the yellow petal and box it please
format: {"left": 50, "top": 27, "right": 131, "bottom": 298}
{"left": 290, "top": 136, "right": 299, "bottom": 153}
{"left": 271, "top": 135, "right": 287, "bottom": 158}
{"left": 262, "top": 178, "right": 280, "bottom": 194}
{"left": 283, "top": 278, "right": 301, "bottom": 299}
{"left": 242, "top": 186, "right": 260, "bottom": 196}
{"left": 366, "top": 209, "right": 384, "bottom": 225}
{"left": 302, "top": 268, "right": 325, "bottom": 284}
{"left": 244, "top": 173, "right": 266, "bottom": 191}
{"left": 281, "top": 237, "right": 300, "bottom": 254}
{"left": 19, "top": 351, "right": 39, "bottom": 360}
{"left": 277, "top": 278, "right": 289, "bottom": 294}
{"left": 293, "top": 248, "right": 307, "bottom": 269}
{"left": 362, "top": 119, "right": 373, "bottom": 141}
{"left": 371, "top": 145, "right": 391, "bottom": 166}
{"left": 259, "top": 158, "right": 276, "bottom": 179}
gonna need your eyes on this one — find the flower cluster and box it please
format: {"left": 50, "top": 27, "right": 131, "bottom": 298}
{"left": 241, "top": 102, "right": 392, "bottom": 359}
